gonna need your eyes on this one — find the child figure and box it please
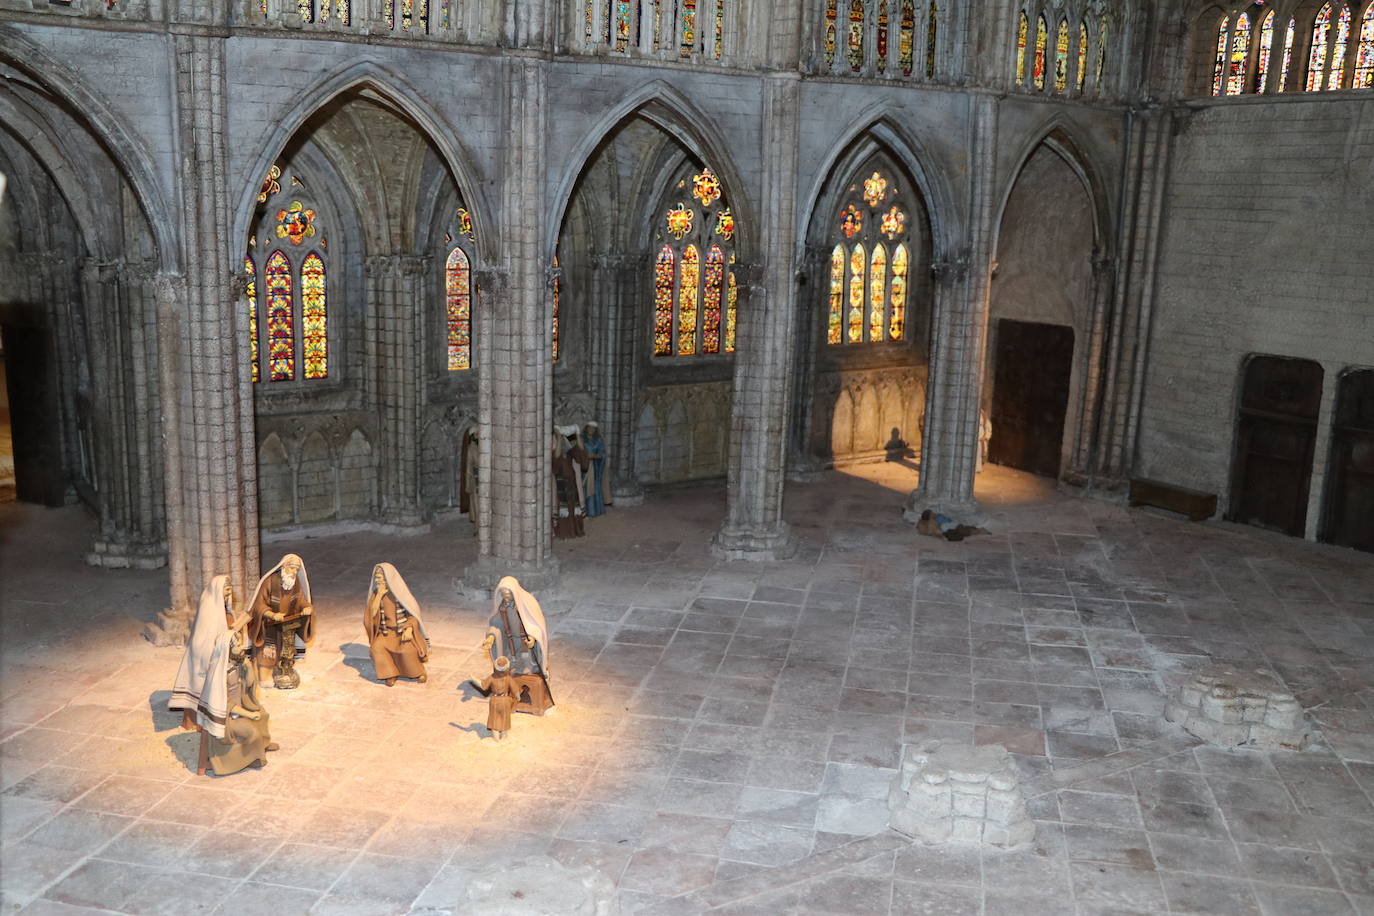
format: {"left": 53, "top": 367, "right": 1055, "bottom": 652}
{"left": 477, "top": 655, "right": 517, "bottom": 740}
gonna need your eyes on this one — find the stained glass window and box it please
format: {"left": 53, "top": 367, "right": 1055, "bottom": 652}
{"left": 1054, "top": 18, "right": 1070, "bottom": 91}
{"left": 876, "top": 0, "right": 888, "bottom": 73}
{"left": 847, "top": 245, "right": 865, "bottom": 343}
{"left": 889, "top": 244, "right": 907, "bottom": 340}
{"left": 678, "top": 245, "right": 700, "bottom": 355}
{"left": 681, "top": 0, "right": 697, "bottom": 57}
{"left": 849, "top": 0, "right": 865, "bottom": 72}
{"left": 725, "top": 263, "right": 737, "bottom": 353}
{"left": 586, "top": 0, "right": 594, "bottom": 42}
{"left": 900, "top": 0, "right": 915, "bottom": 75}
{"left": 1308, "top": 4, "right": 1333, "bottom": 91}
{"left": 1016, "top": 12, "right": 1027, "bottom": 83}
{"left": 1034, "top": 15, "right": 1048, "bottom": 90}
{"left": 825, "top": 0, "right": 838, "bottom": 66}
{"left": 1357, "top": 4, "right": 1374, "bottom": 88}
{"left": 1280, "top": 17, "right": 1296, "bottom": 90}
{"left": 301, "top": 253, "right": 328, "bottom": 379}
{"left": 1097, "top": 17, "right": 1107, "bottom": 85}
{"left": 1077, "top": 22, "right": 1088, "bottom": 91}
{"left": 925, "top": 0, "right": 936, "bottom": 78}
{"left": 246, "top": 255, "right": 259, "bottom": 384}
{"left": 446, "top": 248, "right": 472, "bottom": 371}
{"left": 703, "top": 246, "right": 724, "bottom": 354}
{"left": 1227, "top": 12, "right": 1251, "bottom": 95}
{"left": 615, "top": 0, "right": 630, "bottom": 50}
{"left": 1257, "top": 10, "right": 1275, "bottom": 92}
{"left": 604, "top": 0, "right": 612, "bottom": 43}
{"left": 869, "top": 244, "right": 886, "bottom": 341}
{"left": 1213, "top": 17, "right": 1228, "bottom": 96}
{"left": 299, "top": 0, "right": 312, "bottom": 23}
{"left": 714, "top": 0, "right": 724, "bottom": 58}
{"left": 1329, "top": 5, "right": 1352, "bottom": 89}
{"left": 552, "top": 254, "right": 561, "bottom": 363}
{"left": 654, "top": 246, "right": 674, "bottom": 356}
{"left": 828, "top": 245, "right": 844, "bottom": 345}
{"left": 266, "top": 251, "right": 294, "bottom": 381}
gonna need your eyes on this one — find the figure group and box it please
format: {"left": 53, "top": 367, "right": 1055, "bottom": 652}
{"left": 170, "top": 556, "right": 550, "bottom": 774}
{"left": 551, "top": 422, "right": 610, "bottom": 539}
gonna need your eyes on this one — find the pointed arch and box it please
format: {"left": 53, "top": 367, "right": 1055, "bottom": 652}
{"left": 994, "top": 124, "right": 1112, "bottom": 259}
{"left": 232, "top": 61, "right": 495, "bottom": 264}
{"left": 1358, "top": 2, "right": 1374, "bottom": 88}
{"left": 1256, "top": 9, "right": 1276, "bottom": 92}
{"left": 1016, "top": 11, "right": 1028, "bottom": 83}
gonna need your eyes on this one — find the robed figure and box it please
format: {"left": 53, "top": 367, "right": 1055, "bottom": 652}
{"left": 249, "top": 553, "right": 315, "bottom": 689}
{"left": 472, "top": 576, "right": 553, "bottom": 714}
{"left": 552, "top": 427, "right": 589, "bottom": 538}
{"left": 364, "top": 562, "right": 430, "bottom": 686}
{"left": 459, "top": 428, "right": 479, "bottom": 529}
{"left": 582, "top": 422, "right": 609, "bottom": 518}
{"left": 170, "top": 576, "right": 275, "bottom": 776}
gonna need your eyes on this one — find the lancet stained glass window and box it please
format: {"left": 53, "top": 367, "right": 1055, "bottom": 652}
{"left": 681, "top": 0, "right": 697, "bottom": 57}
{"left": 828, "top": 245, "right": 845, "bottom": 344}
{"left": 877, "top": 0, "right": 889, "bottom": 73}
{"left": 869, "top": 244, "right": 886, "bottom": 341}
{"left": 1329, "top": 5, "right": 1352, "bottom": 89}
{"left": 849, "top": 0, "right": 865, "bottom": 71}
{"left": 925, "top": 0, "right": 937, "bottom": 77}
{"left": 266, "top": 251, "right": 294, "bottom": 381}
{"left": 1212, "top": 15, "right": 1229, "bottom": 95}
{"left": 1034, "top": 15, "right": 1048, "bottom": 89}
{"left": 445, "top": 247, "right": 472, "bottom": 371}
{"left": 847, "top": 245, "right": 865, "bottom": 342}
{"left": 651, "top": 165, "right": 738, "bottom": 358}
{"left": 899, "top": 1, "right": 914, "bottom": 75}
{"left": 1309, "top": 4, "right": 1334, "bottom": 91}
{"left": 301, "top": 253, "right": 328, "bottom": 379}
{"left": 1055, "top": 18, "right": 1070, "bottom": 91}
{"left": 1257, "top": 10, "right": 1275, "bottom": 92}
{"left": 714, "top": 0, "right": 724, "bottom": 58}
{"left": 615, "top": 0, "right": 631, "bottom": 50}
{"left": 1016, "top": 12, "right": 1027, "bottom": 82}
{"left": 1227, "top": 12, "right": 1251, "bottom": 95}
{"left": 1097, "top": 18, "right": 1107, "bottom": 85}
{"left": 1357, "top": 3, "right": 1374, "bottom": 88}
{"left": 889, "top": 244, "right": 908, "bottom": 340}
{"left": 825, "top": 0, "right": 839, "bottom": 67}
{"left": 246, "top": 255, "right": 259, "bottom": 383}
{"left": 1077, "top": 22, "right": 1088, "bottom": 91}
{"left": 826, "top": 162, "right": 915, "bottom": 347}
{"left": 552, "top": 255, "right": 561, "bottom": 363}
{"left": 1281, "top": 17, "right": 1296, "bottom": 90}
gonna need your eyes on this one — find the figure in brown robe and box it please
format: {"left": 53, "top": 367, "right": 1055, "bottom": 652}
{"left": 248, "top": 553, "right": 315, "bottom": 688}
{"left": 363, "top": 562, "right": 430, "bottom": 686}
{"left": 552, "top": 427, "right": 589, "bottom": 539}
{"left": 476, "top": 656, "right": 517, "bottom": 739}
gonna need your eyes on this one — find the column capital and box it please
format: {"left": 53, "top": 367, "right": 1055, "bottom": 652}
{"left": 930, "top": 258, "right": 970, "bottom": 285}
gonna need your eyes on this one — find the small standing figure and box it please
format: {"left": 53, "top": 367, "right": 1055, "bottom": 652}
{"left": 470, "top": 576, "right": 554, "bottom": 715}
{"left": 582, "top": 422, "right": 608, "bottom": 518}
{"left": 977, "top": 410, "right": 992, "bottom": 472}
{"left": 551, "top": 426, "right": 589, "bottom": 538}
{"left": 476, "top": 655, "right": 517, "bottom": 740}
{"left": 364, "top": 562, "right": 430, "bottom": 686}
{"left": 459, "top": 428, "right": 480, "bottom": 531}
{"left": 249, "top": 553, "right": 315, "bottom": 689}
{"left": 170, "top": 576, "right": 276, "bottom": 776}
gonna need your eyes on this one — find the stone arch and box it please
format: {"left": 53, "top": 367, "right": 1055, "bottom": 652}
{"left": 419, "top": 421, "right": 456, "bottom": 510}
{"left": 635, "top": 402, "right": 661, "bottom": 484}
{"left": 831, "top": 389, "right": 855, "bottom": 457}
{"left": 856, "top": 384, "right": 882, "bottom": 453}
{"left": 995, "top": 123, "right": 1112, "bottom": 257}
{"left": 258, "top": 434, "right": 295, "bottom": 528}
{"left": 338, "top": 428, "right": 375, "bottom": 519}
{"left": 231, "top": 60, "right": 495, "bottom": 263}
{"left": 296, "top": 430, "right": 336, "bottom": 523}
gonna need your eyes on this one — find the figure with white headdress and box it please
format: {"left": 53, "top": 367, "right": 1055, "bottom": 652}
{"left": 364, "top": 562, "right": 430, "bottom": 686}
{"left": 552, "top": 425, "right": 589, "bottom": 538}
{"left": 170, "top": 576, "right": 276, "bottom": 776}
{"left": 248, "top": 553, "right": 315, "bottom": 689}
{"left": 582, "top": 422, "right": 608, "bottom": 518}
{"left": 470, "top": 576, "right": 554, "bottom": 715}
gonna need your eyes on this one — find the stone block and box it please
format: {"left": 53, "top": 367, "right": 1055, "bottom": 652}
{"left": 888, "top": 740, "right": 1033, "bottom": 849}
{"left": 1165, "top": 664, "right": 1316, "bottom": 751}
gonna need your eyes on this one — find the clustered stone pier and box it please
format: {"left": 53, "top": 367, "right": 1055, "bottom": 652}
{"left": 1165, "top": 663, "right": 1317, "bottom": 751}
{"left": 888, "top": 740, "right": 1035, "bottom": 848}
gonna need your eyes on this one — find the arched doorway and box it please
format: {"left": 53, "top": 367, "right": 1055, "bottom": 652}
{"left": 1322, "top": 368, "right": 1374, "bottom": 552}
{"left": 1228, "top": 354, "right": 1323, "bottom": 537}
{"left": 984, "top": 139, "right": 1097, "bottom": 480}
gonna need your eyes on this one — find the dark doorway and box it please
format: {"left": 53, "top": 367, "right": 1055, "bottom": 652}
{"left": 1322, "top": 369, "right": 1374, "bottom": 553}
{"left": 0, "top": 325, "right": 65, "bottom": 506}
{"left": 988, "top": 319, "right": 1074, "bottom": 478}
{"left": 1228, "top": 355, "right": 1323, "bottom": 537}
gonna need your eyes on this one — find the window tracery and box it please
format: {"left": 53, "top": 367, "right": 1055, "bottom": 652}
{"left": 443, "top": 208, "right": 476, "bottom": 372}
{"left": 651, "top": 166, "right": 738, "bottom": 358}
{"left": 825, "top": 164, "right": 912, "bottom": 347}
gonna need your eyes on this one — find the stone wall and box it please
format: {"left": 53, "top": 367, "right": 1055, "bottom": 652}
{"left": 1137, "top": 95, "right": 1374, "bottom": 534}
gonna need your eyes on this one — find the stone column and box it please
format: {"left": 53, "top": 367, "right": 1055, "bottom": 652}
{"left": 712, "top": 74, "right": 801, "bottom": 561}
{"left": 462, "top": 55, "right": 558, "bottom": 591}
{"left": 375, "top": 253, "right": 429, "bottom": 526}
{"left": 1063, "top": 251, "right": 1118, "bottom": 486}
{"left": 786, "top": 244, "right": 830, "bottom": 480}
{"left": 905, "top": 96, "right": 998, "bottom": 522}
{"left": 146, "top": 30, "right": 258, "bottom": 644}
{"left": 1095, "top": 108, "right": 1173, "bottom": 485}
{"left": 602, "top": 252, "right": 646, "bottom": 505}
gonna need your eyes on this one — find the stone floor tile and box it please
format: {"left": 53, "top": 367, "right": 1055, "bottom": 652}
{"left": 1159, "top": 871, "right": 1262, "bottom": 915}
{"left": 1238, "top": 842, "right": 1342, "bottom": 889}
{"left": 793, "top": 872, "right": 891, "bottom": 915}
{"left": 98, "top": 819, "right": 208, "bottom": 866}
{"left": 248, "top": 842, "right": 359, "bottom": 891}
{"left": 1139, "top": 799, "right": 1229, "bottom": 839}
{"left": 1057, "top": 789, "right": 1144, "bottom": 829}
{"left": 890, "top": 879, "right": 980, "bottom": 915}
{"left": 309, "top": 892, "right": 410, "bottom": 915}
{"left": 328, "top": 852, "right": 439, "bottom": 906}
{"left": 719, "top": 820, "right": 814, "bottom": 867}
{"left": 974, "top": 724, "right": 1047, "bottom": 756}
{"left": 1255, "top": 885, "right": 1358, "bottom": 916}
{"left": 118, "top": 867, "right": 239, "bottom": 916}
{"left": 1147, "top": 833, "right": 1243, "bottom": 875}
{"left": 0, "top": 841, "right": 86, "bottom": 910}
{"left": 735, "top": 786, "right": 819, "bottom": 829}
{"left": 1068, "top": 862, "right": 1168, "bottom": 914}
{"left": 41, "top": 859, "right": 155, "bottom": 910}
{"left": 891, "top": 843, "right": 981, "bottom": 886}
{"left": 619, "top": 848, "right": 719, "bottom": 895}
{"left": 1063, "top": 824, "right": 1156, "bottom": 870}
{"left": 657, "top": 778, "right": 744, "bottom": 819}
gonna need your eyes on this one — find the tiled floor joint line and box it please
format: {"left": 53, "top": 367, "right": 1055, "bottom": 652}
{"left": 1024, "top": 735, "right": 1204, "bottom": 798}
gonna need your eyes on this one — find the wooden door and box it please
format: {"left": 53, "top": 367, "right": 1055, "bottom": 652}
{"left": 1323, "top": 369, "right": 1374, "bottom": 552}
{"left": 1228, "top": 355, "right": 1322, "bottom": 537}
{"left": 1, "top": 325, "right": 66, "bottom": 506}
{"left": 988, "top": 319, "right": 1074, "bottom": 478}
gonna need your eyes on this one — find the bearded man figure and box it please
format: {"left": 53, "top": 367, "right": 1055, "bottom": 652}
{"left": 249, "top": 553, "right": 315, "bottom": 689}
{"left": 364, "top": 562, "right": 430, "bottom": 686}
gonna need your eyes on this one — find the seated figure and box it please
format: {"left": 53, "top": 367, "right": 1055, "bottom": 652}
{"left": 364, "top": 562, "right": 430, "bottom": 686}
{"left": 470, "top": 576, "right": 554, "bottom": 714}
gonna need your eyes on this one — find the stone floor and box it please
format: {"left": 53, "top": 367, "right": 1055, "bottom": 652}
{"left": 1, "top": 464, "right": 1372, "bottom": 915}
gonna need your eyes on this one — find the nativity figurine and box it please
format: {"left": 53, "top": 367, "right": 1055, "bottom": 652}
{"left": 474, "top": 655, "right": 517, "bottom": 740}
{"left": 470, "top": 576, "right": 554, "bottom": 715}
{"left": 582, "top": 421, "right": 608, "bottom": 518}
{"left": 170, "top": 575, "right": 276, "bottom": 776}
{"left": 364, "top": 562, "right": 430, "bottom": 686}
{"left": 249, "top": 553, "right": 315, "bottom": 689}
{"left": 552, "top": 426, "right": 589, "bottom": 538}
